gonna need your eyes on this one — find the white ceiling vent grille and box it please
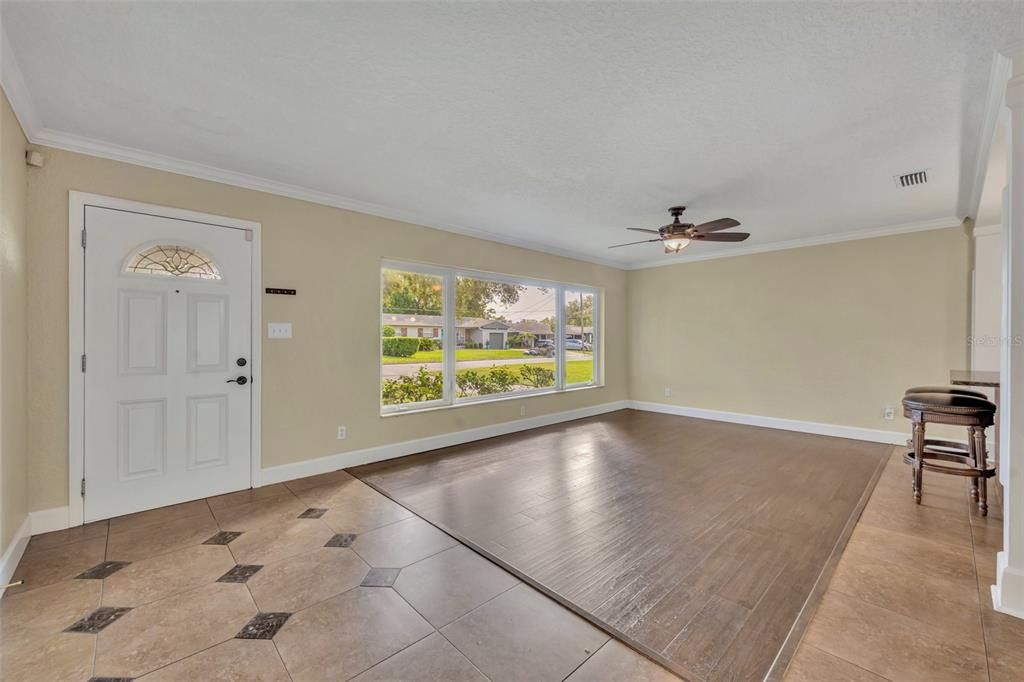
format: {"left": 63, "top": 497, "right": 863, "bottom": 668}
{"left": 894, "top": 170, "right": 928, "bottom": 187}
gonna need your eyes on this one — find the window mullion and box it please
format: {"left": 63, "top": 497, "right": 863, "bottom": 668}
{"left": 555, "top": 284, "right": 565, "bottom": 391}
{"left": 442, "top": 271, "right": 456, "bottom": 405}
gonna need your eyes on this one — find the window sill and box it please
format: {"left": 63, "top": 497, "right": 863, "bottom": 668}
{"left": 380, "top": 383, "right": 604, "bottom": 418}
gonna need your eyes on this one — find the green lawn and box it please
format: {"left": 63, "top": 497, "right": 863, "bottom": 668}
{"left": 382, "top": 349, "right": 529, "bottom": 364}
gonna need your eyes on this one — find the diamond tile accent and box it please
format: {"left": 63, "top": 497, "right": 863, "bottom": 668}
{"left": 361, "top": 567, "right": 401, "bottom": 587}
{"left": 203, "top": 531, "right": 243, "bottom": 545}
{"left": 64, "top": 606, "right": 132, "bottom": 633}
{"left": 76, "top": 561, "right": 131, "bottom": 580}
{"left": 217, "top": 564, "right": 264, "bottom": 584}
{"left": 236, "top": 612, "right": 292, "bottom": 640}
{"left": 298, "top": 508, "right": 328, "bottom": 519}
{"left": 325, "top": 533, "right": 357, "bottom": 548}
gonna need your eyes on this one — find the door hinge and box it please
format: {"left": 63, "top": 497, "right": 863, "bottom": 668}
{"left": 81, "top": 354, "right": 86, "bottom": 372}
{"left": 80, "top": 478, "right": 86, "bottom": 497}
{"left": 81, "top": 229, "right": 86, "bottom": 248}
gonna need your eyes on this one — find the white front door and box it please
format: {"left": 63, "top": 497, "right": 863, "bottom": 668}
{"left": 83, "top": 205, "right": 254, "bottom": 522}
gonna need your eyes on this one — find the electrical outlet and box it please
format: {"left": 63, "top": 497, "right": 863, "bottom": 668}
{"left": 520, "top": 405, "right": 526, "bottom": 417}
{"left": 883, "top": 407, "right": 895, "bottom": 421}
{"left": 337, "top": 426, "right": 347, "bottom": 440}
{"left": 664, "top": 387, "right": 672, "bottom": 397}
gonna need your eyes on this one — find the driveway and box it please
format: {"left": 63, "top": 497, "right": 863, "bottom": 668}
{"left": 382, "top": 352, "right": 590, "bottom": 377}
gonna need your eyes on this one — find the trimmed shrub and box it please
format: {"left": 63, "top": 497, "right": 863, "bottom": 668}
{"left": 519, "top": 365, "right": 555, "bottom": 388}
{"left": 418, "top": 337, "right": 437, "bottom": 351}
{"left": 382, "top": 325, "right": 396, "bottom": 337}
{"left": 382, "top": 367, "right": 443, "bottom": 404}
{"left": 382, "top": 337, "right": 420, "bottom": 357}
{"left": 456, "top": 366, "right": 519, "bottom": 396}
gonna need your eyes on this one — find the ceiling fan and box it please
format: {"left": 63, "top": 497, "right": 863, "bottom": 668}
{"left": 609, "top": 206, "right": 749, "bottom": 254}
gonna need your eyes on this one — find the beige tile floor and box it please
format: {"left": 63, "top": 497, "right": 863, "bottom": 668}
{"left": 2, "top": 447, "right": 1021, "bottom": 681}
{"left": 0, "top": 470, "right": 679, "bottom": 681}
{"left": 785, "top": 447, "right": 1022, "bottom": 682}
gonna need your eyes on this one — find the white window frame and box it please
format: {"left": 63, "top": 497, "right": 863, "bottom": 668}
{"left": 381, "top": 260, "right": 602, "bottom": 415}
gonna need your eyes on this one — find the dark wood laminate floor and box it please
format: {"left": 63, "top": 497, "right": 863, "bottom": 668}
{"left": 351, "top": 409, "right": 890, "bottom": 682}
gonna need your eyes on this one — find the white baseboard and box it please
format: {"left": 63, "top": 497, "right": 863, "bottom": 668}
{"left": 992, "top": 551, "right": 1024, "bottom": 620}
{"left": 261, "top": 400, "right": 631, "bottom": 485}
{"left": 0, "top": 507, "right": 73, "bottom": 597}
{"left": 0, "top": 515, "right": 32, "bottom": 598}
{"left": 628, "top": 400, "right": 908, "bottom": 445}
{"left": 31, "top": 506, "right": 71, "bottom": 535}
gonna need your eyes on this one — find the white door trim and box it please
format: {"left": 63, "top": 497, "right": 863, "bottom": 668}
{"left": 68, "top": 191, "right": 262, "bottom": 527}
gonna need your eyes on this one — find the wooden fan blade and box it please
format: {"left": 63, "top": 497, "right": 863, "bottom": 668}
{"left": 692, "top": 218, "right": 740, "bottom": 234}
{"left": 626, "top": 228, "right": 662, "bottom": 234}
{"left": 694, "top": 232, "right": 750, "bottom": 242}
{"left": 608, "top": 239, "right": 661, "bottom": 249}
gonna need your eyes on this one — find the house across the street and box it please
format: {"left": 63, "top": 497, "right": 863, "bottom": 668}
{"left": 382, "top": 313, "right": 512, "bottom": 348}
{"left": 510, "top": 320, "right": 555, "bottom": 347}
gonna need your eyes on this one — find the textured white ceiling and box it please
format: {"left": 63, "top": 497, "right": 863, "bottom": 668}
{"left": 4, "top": 2, "right": 1022, "bottom": 267}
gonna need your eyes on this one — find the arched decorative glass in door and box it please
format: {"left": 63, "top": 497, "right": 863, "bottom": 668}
{"left": 124, "top": 244, "right": 222, "bottom": 280}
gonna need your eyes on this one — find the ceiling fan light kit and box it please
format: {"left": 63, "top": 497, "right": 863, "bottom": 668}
{"left": 609, "top": 205, "right": 749, "bottom": 255}
{"left": 663, "top": 238, "right": 690, "bottom": 253}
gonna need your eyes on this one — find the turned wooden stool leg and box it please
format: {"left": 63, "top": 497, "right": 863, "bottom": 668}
{"left": 971, "top": 426, "right": 989, "bottom": 517}
{"left": 912, "top": 418, "right": 925, "bottom": 503}
{"left": 969, "top": 428, "right": 980, "bottom": 503}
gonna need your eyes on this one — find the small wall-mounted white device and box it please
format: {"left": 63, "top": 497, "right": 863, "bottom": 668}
{"left": 25, "top": 150, "right": 45, "bottom": 167}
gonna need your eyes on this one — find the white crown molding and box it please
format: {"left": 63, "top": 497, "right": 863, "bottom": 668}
{"left": 962, "top": 50, "right": 1012, "bottom": 222}
{"left": 0, "top": 35, "right": 973, "bottom": 272}
{"left": 29, "top": 126, "right": 626, "bottom": 269}
{"left": 0, "top": 23, "right": 43, "bottom": 139}
{"left": 625, "top": 216, "right": 963, "bottom": 270}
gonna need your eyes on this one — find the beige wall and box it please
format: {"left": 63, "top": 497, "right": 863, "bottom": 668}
{"left": 26, "top": 146, "right": 628, "bottom": 513}
{"left": 628, "top": 227, "right": 971, "bottom": 431}
{"left": 1, "top": 88, "right": 29, "bottom": 551}
{"left": 21, "top": 140, "right": 973, "bottom": 514}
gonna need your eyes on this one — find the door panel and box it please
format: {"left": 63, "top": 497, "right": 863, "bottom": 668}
{"left": 187, "top": 394, "right": 229, "bottom": 470}
{"left": 117, "top": 399, "right": 167, "bottom": 480}
{"left": 188, "top": 294, "right": 229, "bottom": 372}
{"left": 118, "top": 290, "right": 167, "bottom": 375}
{"left": 84, "top": 206, "right": 252, "bottom": 521}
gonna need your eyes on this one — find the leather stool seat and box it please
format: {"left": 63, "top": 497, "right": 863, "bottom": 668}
{"left": 904, "top": 385, "right": 988, "bottom": 400}
{"left": 902, "top": 392, "right": 996, "bottom": 420}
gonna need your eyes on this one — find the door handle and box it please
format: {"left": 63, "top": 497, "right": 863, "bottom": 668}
{"left": 226, "top": 376, "right": 249, "bottom": 385}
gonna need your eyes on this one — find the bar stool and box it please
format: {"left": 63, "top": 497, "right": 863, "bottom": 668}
{"left": 902, "top": 391, "right": 997, "bottom": 515}
{"left": 903, "top": 386, "right": 992, "bottom": 474}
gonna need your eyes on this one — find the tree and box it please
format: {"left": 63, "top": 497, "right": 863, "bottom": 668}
{"left": 382, "top": 270, "right": 442, "bottom": 314}
{"left": 456, "top": 279, "right": 525, "bottom": 318}
{"left": 383, "top": 270, "right": 535, "bottom": 320}
{"left": 565, "top": 294, "right": 593, "bottom": 333}
{"left": 540, "top": 316, "right": 556, "bottom": 333}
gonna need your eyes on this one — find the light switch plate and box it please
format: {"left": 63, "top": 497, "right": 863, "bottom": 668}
{"left": 268, "top": 322, "right": 292, "bottom": 339}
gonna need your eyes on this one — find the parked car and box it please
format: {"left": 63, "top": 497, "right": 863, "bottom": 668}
{"left": 525, "top": 344, "right": 555, "bottom": 357}
{"left": 565, "top": 339, "right": 591, "bottom": 351}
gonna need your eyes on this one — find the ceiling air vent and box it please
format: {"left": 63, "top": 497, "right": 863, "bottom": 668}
{"left": 894, "top": 170, "right": 928, "bottom": 188}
